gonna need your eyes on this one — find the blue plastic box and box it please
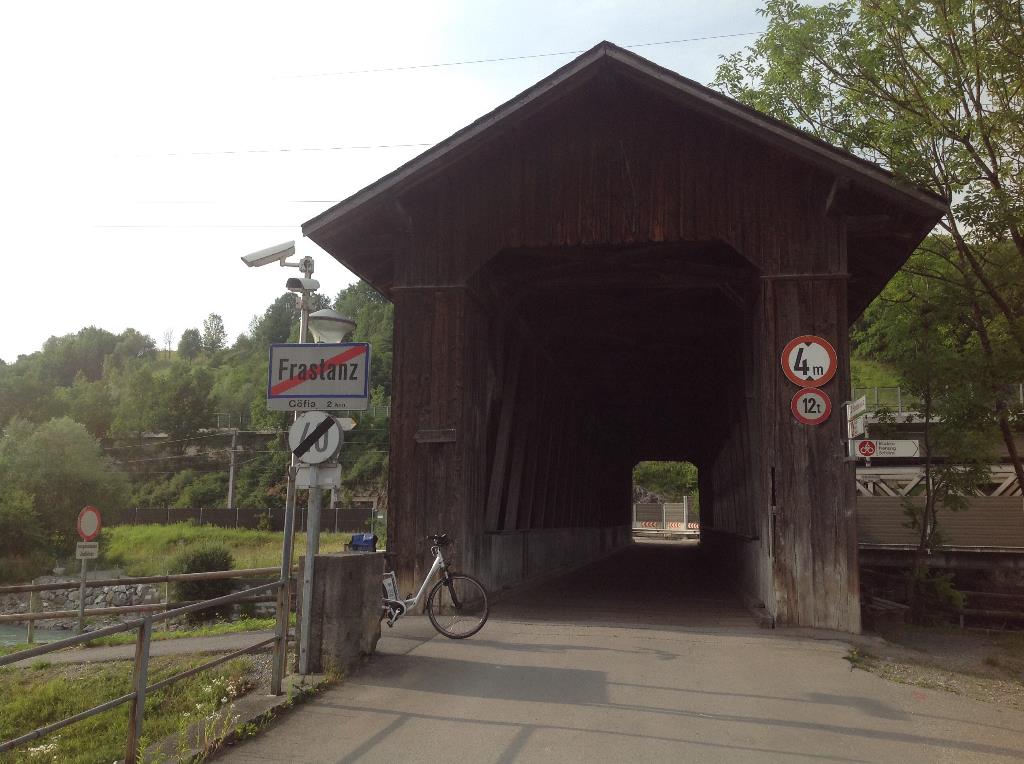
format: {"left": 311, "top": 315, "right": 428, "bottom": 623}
{"left": 350, "top": 533, "right": 377, "bottom": 552}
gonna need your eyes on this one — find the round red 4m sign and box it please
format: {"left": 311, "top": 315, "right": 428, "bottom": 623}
{"left": 790, "top": 388, "right": 832, "bottom": 425}
{"left": 781, "top": 335, "right": 838, "bottom": 388}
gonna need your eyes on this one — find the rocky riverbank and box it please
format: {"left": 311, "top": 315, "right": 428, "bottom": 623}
{"left": 1, "top": 573, "right": 163, "bottom": 631}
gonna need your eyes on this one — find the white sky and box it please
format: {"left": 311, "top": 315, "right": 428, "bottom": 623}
{"left": 0, "top": 0, "right": 765, "bottom": 362}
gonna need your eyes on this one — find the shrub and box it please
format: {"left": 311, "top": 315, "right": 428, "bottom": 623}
{"left": 170, "top": 545, "right": 235, "bottom": 621}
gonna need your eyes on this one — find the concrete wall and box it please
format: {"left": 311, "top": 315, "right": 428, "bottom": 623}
{"left": 296, "top": 552, "right": 383, "bottom": 675}
{"left": 477, "top": 526, "right": 631, "bottom": 593}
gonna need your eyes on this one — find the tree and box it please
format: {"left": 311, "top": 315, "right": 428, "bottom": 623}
{"left": 154, "top": 362, "right": 214, "bottom": 442}
{"left": 856, "top": 256, "right": 994, "bottom": 618}
{"left": 0, "top": 359, "right": 59, "bottom": 427}
{"left": 632, "top": 461, "right": 700, "bottom": 511}
{"left": 249, "top": 293, "right": 298, "bottom": 348}
{"left": 162, "top": 328, "right": 176, "bottom": 357}
{"left": 111, "top": 328, "right": 156, "bottom": 366}
{"left": 111, "top": 365, "right": 161, "bottom": 439}
{"left": 0, "top": 417, "right": 129, "bottom": 558}
{"left": 202, "top": 314, "right": 227, "bottom": 353}
{"left": 178, "top": 328, "right": 203, "bottom": 361}
{"left": 0, "top": 489, "right": 46, "bottom": 557}
{"left": 335, "top": 281, "right": 394, "bottom": 396}
{"left": 57, "top": 372, "right": 115, "bottom": 438}
{"left": 39, "top": 326, "right": 118, "bottom": 385}
{"left": 715, "top": 0, "right": 1024, "bottom": 491}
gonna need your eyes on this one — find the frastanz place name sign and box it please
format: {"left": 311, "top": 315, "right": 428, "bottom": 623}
{"left": 267, "top": 342, "right": 370, "bottom": 411}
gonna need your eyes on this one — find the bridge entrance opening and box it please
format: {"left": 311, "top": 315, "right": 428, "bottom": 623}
{"left": 631, "top": 461, "right": 700, "bottom": 537}
{"left": 304, "top": 43, "right": 946, "bottom": 631}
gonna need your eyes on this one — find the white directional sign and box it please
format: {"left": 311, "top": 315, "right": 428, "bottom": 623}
{"left": 846, "top": 396, "right": 867, "bottom": 419}
{"left": 289, "top": 412, "right": 344, "bottom": 465}
{"left": 781, "top": 335, "right": 838, "bottom": 388}
{"left": 846, "top": 415, "right": 867, "bottom": 439}
{"left": 268, "top": 342, "right": 370, "bottom": 411}
{"left": 76, "top": 542, "right": 99, "bottom": 560}
{"left": 844, "top": 396, "right": 867, "bottom": 439}
{"left": 791, "top": 388, "right": 832, "bottom": 425}
{"left": 852, "top": 439, "right": 920, "bottom": 458}
{"left": 296, "top": 463, "right": 342, "bottom": 489}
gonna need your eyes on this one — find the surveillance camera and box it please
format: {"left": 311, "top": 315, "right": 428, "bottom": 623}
{"left": 286, "top": 277, "right": 320, "bottom": 292}
{"left": 240, "top": 241, "right": 296, "bottom": 268}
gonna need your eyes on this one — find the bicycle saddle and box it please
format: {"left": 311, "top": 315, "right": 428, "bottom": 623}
{"left": 429, "top": 533, "right": 452, "bottom": 546}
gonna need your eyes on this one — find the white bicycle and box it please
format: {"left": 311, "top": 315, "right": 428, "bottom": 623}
{"left": 382, "top": 533, "right": 489, "bottom": 639}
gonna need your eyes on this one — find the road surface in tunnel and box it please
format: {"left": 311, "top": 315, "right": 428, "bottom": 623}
{"left": 492, "top": 538, "right": 757, "bottom": 630}
{"left": 220, "top": 539, "right": 1024, "bottom": 763}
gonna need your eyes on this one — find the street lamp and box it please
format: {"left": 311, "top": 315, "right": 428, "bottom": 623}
{"left": 239, "top": 240, "right": 314, "bottom": 692}
{"left": 308, "top": 308, "right": 356, "bottom": 343}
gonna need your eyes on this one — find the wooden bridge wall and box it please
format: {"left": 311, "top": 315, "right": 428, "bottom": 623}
{"left": 382, "top": 68, "right": 867, "bottom": 631}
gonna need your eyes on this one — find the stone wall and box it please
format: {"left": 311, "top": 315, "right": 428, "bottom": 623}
{"left": 1, "top": 578, "right": 164, "bottom": 629}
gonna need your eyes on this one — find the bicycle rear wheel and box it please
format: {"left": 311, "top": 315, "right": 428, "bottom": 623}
{"left": 426, "top": 574, "right": 489, "bottom": 639}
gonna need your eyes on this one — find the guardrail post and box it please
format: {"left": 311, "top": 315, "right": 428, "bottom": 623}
{"left": 271, "top": 583, "right": 287, "bottom": 695}
{"left": 125, "top": 619, "right": 153, "bottom": 764}
{"left": 26, "top": 585, "right": 38, "bottom": 643}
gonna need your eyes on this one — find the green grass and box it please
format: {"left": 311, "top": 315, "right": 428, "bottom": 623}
{"left": 850, "top": 357, "right": 901, "bottom": 389}
{"left": 84, "top": 616, "right": 283, "bottom": 648}
{"left": 0, "top": 655, "right": 253, "bottom": 764}
{"left": 101, "top": 523, "right": 353, "bottom": 575}
{"left": 0, "top": 643, "right": 33, "bottom": 657}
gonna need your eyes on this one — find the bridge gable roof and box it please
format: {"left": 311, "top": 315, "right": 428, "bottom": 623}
{"left": 303, "top": 41, "right": 946, "bottom": 313}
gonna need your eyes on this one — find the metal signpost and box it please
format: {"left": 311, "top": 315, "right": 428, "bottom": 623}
{"left": 76, "top": 506, "right": 101, "bottom": 633}
{"left": 288, "top": 411, "right": 345, "bottom": 675}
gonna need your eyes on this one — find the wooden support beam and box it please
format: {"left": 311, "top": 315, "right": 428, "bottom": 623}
{"left": 483, "top": 338, "right": 523, "bottom": 530}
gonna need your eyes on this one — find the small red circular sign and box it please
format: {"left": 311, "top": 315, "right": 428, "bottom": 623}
{"left": 77, "top": 506, "right": 102, "bottom": 542}
{"left": 858, "top": 440, "right": 876, "bottom": 457}
{"left": 790, "top": 388, "right": 832, "bottom": 425}
{"left": 781, "top": 335, "right": 838, "bottom": 388}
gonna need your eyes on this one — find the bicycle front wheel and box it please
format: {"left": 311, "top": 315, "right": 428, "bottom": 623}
{"left": 426, "top": 574, "right": 489, "bottom": 639}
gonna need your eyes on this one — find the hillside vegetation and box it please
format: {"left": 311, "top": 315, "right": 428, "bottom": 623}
{"left": 0, "top": 282, "right": 390, "bottom": 582}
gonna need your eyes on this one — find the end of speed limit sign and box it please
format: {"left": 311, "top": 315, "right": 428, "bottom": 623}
{"left": 791, "top": 388, "right": 832, "bottom": 425}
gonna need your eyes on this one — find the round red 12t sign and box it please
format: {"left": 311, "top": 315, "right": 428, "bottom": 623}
{"left": 791, "top": 388, "right": 832, "bottom": 425}
{"left": 781, "top": 335, "right": 837, "bottom": 387}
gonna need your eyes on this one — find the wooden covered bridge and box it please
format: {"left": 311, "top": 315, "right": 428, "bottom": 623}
{"left": 304, "top": 42, "right": 946, "bottom": 632}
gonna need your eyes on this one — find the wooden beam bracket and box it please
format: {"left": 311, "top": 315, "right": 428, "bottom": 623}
{"left": 414, "top": 428, "right": 457, "bottom": 444}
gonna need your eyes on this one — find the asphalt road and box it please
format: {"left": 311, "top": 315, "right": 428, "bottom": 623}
{"left": 217, "top": 542, "right": 1024, "bottom": 763}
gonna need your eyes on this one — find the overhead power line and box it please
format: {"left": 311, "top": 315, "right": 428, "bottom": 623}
{"left": 282, "top": 33, "right": 759, "bottom": 79}
{"left": 119, "top": 32, "right": 757, "bottom": 160}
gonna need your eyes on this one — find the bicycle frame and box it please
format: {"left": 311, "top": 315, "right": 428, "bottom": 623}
{"left": 384, "top": 544, "right": 449, "bottom": 619}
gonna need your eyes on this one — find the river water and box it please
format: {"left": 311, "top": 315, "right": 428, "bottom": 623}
{"left": 0, "top": 623, "right": 67, "bottom": 646}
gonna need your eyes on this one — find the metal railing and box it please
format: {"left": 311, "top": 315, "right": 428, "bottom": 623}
{"left": 0, "top": 571, "right": 293, "bottom": 763}
{"left": 0, "top": 567, "right": 283, "bottom": 636}
{"left": 853, "top": 383, "right": 1024, "bottom": 416}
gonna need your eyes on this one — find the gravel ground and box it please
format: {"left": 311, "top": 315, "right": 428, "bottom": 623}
{"left": 850, "top": 625, "right": 1024, "bottom": 710}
